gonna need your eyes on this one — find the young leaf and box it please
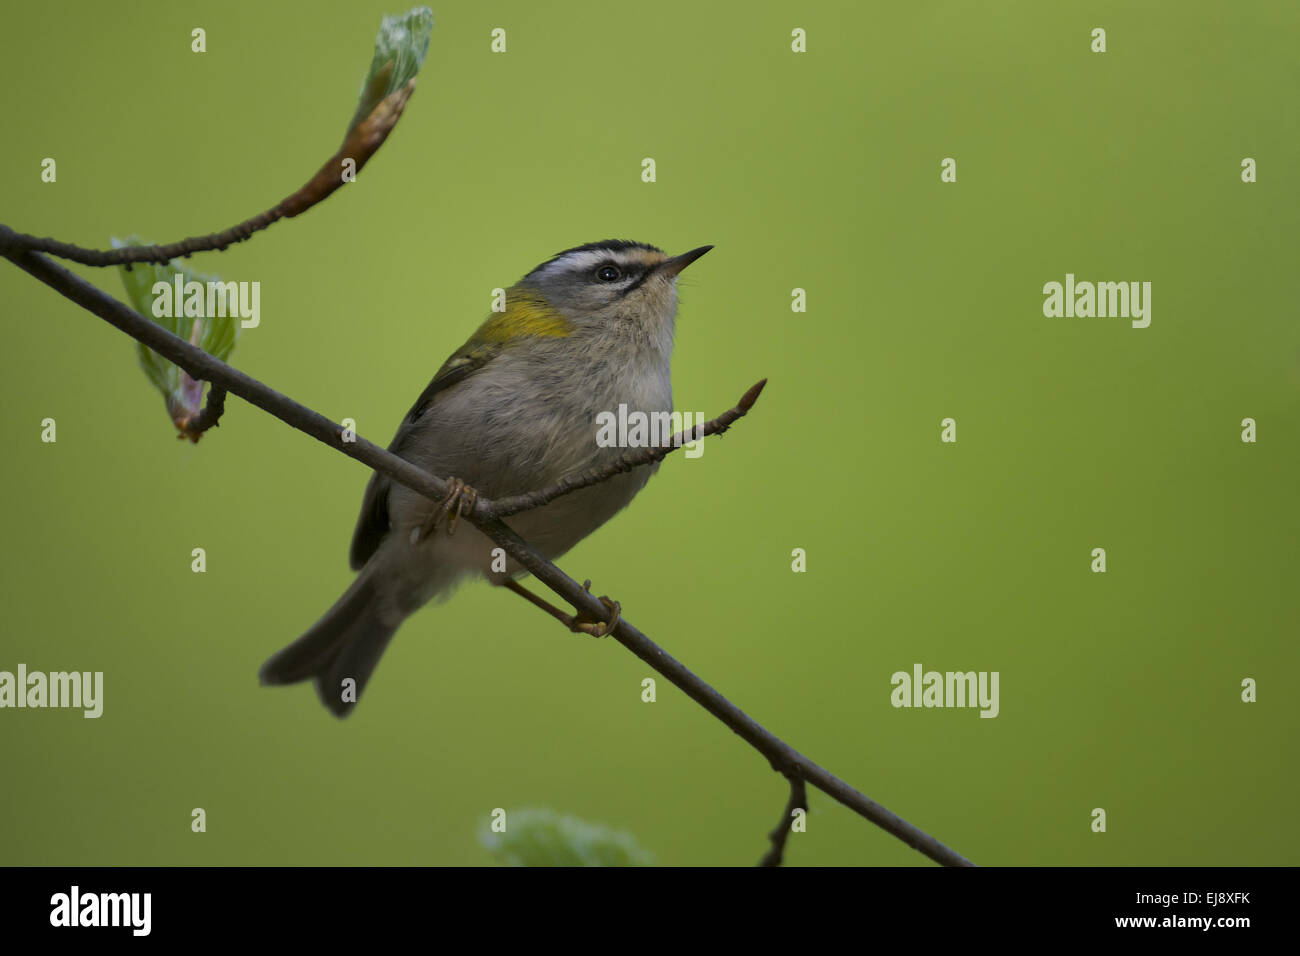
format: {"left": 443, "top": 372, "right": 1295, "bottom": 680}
{"left": 112, "top": 236, "right": 240, "bottom": 441}
{"left": 346, "top": 6, "right": 434, "bottom": 140}
{"left": 280, "top": 6, "right": 434, "bottom": 219}
{"left": 479, "top": 808, "right": 654, "bottom": 867}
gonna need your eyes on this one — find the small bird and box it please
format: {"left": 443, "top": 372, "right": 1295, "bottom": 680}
{"left": 260, "top": 239, "right": 712, "bottom": 716}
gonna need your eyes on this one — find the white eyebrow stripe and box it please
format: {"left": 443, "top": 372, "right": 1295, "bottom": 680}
{"left": 533, "top": 249, "right": 618, "bottom": 277}
{"left": 540, "top": 247, "right": 671, "bottom": 280}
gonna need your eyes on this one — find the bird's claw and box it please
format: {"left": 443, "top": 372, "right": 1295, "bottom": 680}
{"left": 421, "top": 477, "right": 478, "bottom": 539}
{"left": 569, "top": 580, "right": 621, "bottom": 637}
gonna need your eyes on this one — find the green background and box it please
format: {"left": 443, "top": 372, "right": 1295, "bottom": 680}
{"left": 1, "top": 0, "right": 1296, "bottom": 866}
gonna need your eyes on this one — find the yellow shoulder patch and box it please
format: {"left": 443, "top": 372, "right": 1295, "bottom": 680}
{"left": 474, "top": 288, "right": 572, "bottom": 343}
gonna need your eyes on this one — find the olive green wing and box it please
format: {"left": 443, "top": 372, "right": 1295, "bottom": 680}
{"left": 348, "top": 339, "right": 502, "bottom": 570}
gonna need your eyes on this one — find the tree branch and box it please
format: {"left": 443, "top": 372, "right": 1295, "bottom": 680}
{"left": 186, "top": 384, "right": 228, "bottom": 441}
{"left": 0, "top": 81, "right": 416, "bottom": 268}
{"left": 488, "top": 379, "right": 767, "bottom": 519}
{"left": 0, "top": 228, "right": 975, "bottom": 867}
{"left": 759, "top": 771, "right": 808, "bottom": 867}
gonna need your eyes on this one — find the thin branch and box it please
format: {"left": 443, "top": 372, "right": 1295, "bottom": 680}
{"left": 0, "top": 81, "right": 415, "bottom": 268}
{"left": 488, "top": 379, "right": 767, "bottom": 519}
{"left": 185, "top": 385, "right": 228, "bottom": 441}
{"left": 0, "top": 230, "right": 975, "bottom": 868}
{"left": 759, "top": 771, "right": 808, "bottom": 867}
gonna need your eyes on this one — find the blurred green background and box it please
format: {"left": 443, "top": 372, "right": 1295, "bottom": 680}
{"left": 1, "top": 0, "right": 1296, "bottom": 866}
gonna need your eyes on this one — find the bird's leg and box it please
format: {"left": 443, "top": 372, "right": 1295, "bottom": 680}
{"left": 420, "top": 478, "right": 478, "bottom": 539}
{"left": 502, "top": 579, "right": 577, "bottom": 626}
{"left": 501, "top": 578, "right": 621, "bottom": 638}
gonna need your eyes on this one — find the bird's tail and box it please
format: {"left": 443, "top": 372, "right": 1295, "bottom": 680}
{"left": 259, "top": 566, "right": 400, "bottom": 718}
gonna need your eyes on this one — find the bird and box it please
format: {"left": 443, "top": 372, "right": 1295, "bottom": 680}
{"left": 259, "top": 239, "right": 713, "bottom": 716}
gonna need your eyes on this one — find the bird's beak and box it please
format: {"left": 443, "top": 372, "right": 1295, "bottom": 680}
{"left": 656, "top": 245, "right": 713, "bottom": 278}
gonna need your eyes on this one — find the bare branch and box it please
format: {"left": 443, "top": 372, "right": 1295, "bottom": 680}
{"left": 759, "top": 771, "right": 809, "bottom": 867}
{"left": 0, "top": 81, "right": 416, "bottom": 268}
{"left": 0, "top": 229, "right": 975, "bottom": 868}
{"left": 487, "top": 379, "right": 767, "bottom": 519}
{"left": 184, "top": 385, "right": 228, "bottom": 442}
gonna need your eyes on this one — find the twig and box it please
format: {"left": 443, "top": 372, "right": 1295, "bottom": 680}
{"left": 1, "top": 231, "right": 975, "bottom": 867}
{"left": 185, "top": 385, "right": 228, "bottom": 441}
{"left": 0, "top": 82, "right": 416, "bottom": 268}
{"left": 488, "top": 380, "right": 767, "bottom": 519}
{"left": 759, "top": 771, "right": 808, "bottom": 867}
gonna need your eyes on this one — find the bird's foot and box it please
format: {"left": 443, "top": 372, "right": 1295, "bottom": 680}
{"left": 568, "top": 579, "right": 621, "bottom": 638}
{"left": 420, "top": 477, "right": 478, "bottom": 539}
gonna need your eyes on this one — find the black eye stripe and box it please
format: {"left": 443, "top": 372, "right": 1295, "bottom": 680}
{"left": 618, "top": 268, "right": 655, "bottom": 297}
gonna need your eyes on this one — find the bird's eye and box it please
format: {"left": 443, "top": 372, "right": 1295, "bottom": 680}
{"left": 596, "top": 264, "right": 622, "bottom": 282}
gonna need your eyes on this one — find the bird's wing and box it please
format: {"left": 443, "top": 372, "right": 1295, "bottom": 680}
{"left": 348, "top": 337, "right": 503, "bottom": 570}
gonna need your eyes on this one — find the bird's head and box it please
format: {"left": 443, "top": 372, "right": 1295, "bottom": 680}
{"left": 514, "top": 239, "right": 712, "bottom": 337}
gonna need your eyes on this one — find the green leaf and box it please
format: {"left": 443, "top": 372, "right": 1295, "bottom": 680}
{"left": 112, "top": 236, "right": 240, "bottom": 439}
{"left": 346, "top": 6, "right": 434, "bottom": 139}
{"left": 480, "top": 808, "right": 654, "bottom": 867}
